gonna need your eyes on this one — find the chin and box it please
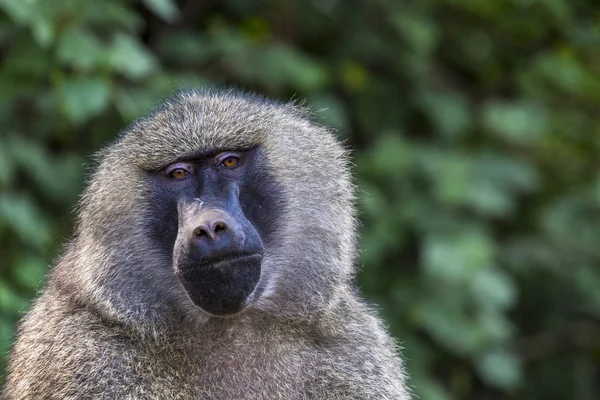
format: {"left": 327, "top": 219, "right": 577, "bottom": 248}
{"left": 178, "top": 254, "right": 263, "bottom": 316}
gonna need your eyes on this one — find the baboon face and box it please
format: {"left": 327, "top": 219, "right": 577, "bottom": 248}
{"left": 146, "top": 147, "right": 281, "bottom": 316}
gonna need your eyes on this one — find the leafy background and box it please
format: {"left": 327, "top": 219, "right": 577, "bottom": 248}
{"left": 1, "top": 0, "right": 599, "bottom": 398}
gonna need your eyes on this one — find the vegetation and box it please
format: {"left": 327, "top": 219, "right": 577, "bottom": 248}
{"left": 1, "top": 0, "right": 599, "bottom": 398}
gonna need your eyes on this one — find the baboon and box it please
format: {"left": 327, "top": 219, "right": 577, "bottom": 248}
{"left": 2, "top": 90, "right": 410, "bottom": 399}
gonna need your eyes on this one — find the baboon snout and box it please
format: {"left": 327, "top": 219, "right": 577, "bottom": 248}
{"left": 174, "top": 201, "right": 264, "bottom": 316}
{"left": 183, "top": 208, "right": 247, "bottom": 261}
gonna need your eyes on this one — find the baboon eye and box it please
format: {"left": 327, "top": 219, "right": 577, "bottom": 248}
{"left": 170, "top": 169, "right": 187, "bottom": 179}
{"left": 165, "top": 163, "right": 193, "bottom": 180}
{"left": 220, "top": 156, "right": 239, "bottom": 168}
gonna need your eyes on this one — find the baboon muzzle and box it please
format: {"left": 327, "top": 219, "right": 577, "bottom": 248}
{"left": 173, "top": 199, "right": 263, "bottom": 316}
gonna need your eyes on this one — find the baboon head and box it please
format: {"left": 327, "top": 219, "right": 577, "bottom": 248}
{"left": 66, "top": 90, "right": 356, "bottom": 331}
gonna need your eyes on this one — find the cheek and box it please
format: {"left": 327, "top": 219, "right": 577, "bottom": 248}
{"left": 144, "top": 189, "right": 180, "bottom": 258}
{"left": 239, "top": 169, "right": 287, "bottom": 248}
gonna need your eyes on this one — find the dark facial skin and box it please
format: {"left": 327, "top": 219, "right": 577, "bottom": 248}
{"left": 145, "top": 147, "right": 284, "bottom": 316}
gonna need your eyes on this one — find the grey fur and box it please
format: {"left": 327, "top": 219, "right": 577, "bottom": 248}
{"left": 2, "top": 90, "right": 410, "bottom": 399}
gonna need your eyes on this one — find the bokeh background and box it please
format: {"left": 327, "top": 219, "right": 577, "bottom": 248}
{"left": 1, "top": 0, "right": 599, "bottom": 398}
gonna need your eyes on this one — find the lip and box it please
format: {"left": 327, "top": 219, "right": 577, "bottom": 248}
{"left": 196, "top": 253, "right": 263, "bottom": 268}
{"left": 179, "top": 253, "right": 263, "bottom": 278}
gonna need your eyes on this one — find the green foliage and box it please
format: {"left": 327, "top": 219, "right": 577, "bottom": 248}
{"left": 0, "top": 0, "right": 599, "bottom": 398}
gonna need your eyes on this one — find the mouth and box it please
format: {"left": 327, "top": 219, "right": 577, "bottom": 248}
{"left": 177, "top": 253, "right": 263, "bottom": 316}
{"left": 199, "top": 253, "right": 262, "bottom": 268}
{"left": 181, "top": 253, "right": 263, "bottom": 279}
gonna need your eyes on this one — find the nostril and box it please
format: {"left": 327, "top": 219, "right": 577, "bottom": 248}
{"left": 213, "top": 221, "right": 227, "bottom": 233}
{"left": 192, "top": 221, "right": 227, "bottom": 240}
{"left": 193, "top": 227, "right": 209, "bottom": 238}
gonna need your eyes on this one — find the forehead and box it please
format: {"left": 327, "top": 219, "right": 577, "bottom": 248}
{"left": 111, "top": 92, "right": 292, "bottom": 169}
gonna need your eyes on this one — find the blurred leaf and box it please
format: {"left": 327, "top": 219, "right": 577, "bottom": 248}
{"left": 0, "top": 141, "right": 14, "bottom": 187}
{"left": 0, "top": 317, "right": 13, "bottom": 358}
{"left": 423, "top": 231, "right": 495, "bottom": 282}
{"left": 13, "top": 256, "right": 46, "bottom": 291}
{"left": 115, "top": 87, "right": 159, "bottom": 120}
{"left": 84, "top": 1, "right": 143, "bottom": 31}
{"left": 57, "top": 77, "right": 112, "bottom": 125}
{"left": 415, "top": 294, "right": 496, "bottom": 355}
{"left": 107, "top": 33, "right": 157, "bottom": 79}
{"left": 470, "top": 268, "right": 517, "bottom": 311}
{"left": 359, "top": 134, "right": 414, "bottom": 181}
{"left": 56, "top": 27, "right": 104, "bottom": 70}
{"left": 422, "top": 150, "right": 538, "bottom": 216}
{"left": 341, "top": 62, "right": 369, "bottom": 91}
{"left": 0, "top": 0, "right": 36, "bottom": 23}
{"left": 483, "top": 100, "right": 549, "bottom": 144}
{"left": 411, "top": 377, "right": 450, "bottom": 400}
{"left": 535, "top": 52, "right": 600, "bottom": 96}
{"left": 476, "top": 349, "right": 523, "bottom": 389}
{"left": 5, "top": 135, "right": 82, "bottom": 200}
{"left": 0, "top": 38, "right": 51, "bottom": 80}
{"left": 143, "top": 0, "right": 179, "bottom": 23}
{"left": 240, "top": 17, "right": 271, "bottom": 43}
{"left": 29, "top": 13, "right": 54, "bottom": 46}
{"left": 420, "top": 90, "right": 471, "bottom": 139}
{"left": 260, "top": 45, "right": 328, "bottom": 92}
{"left": 156, "top": 32, "right": 213, "bottom": 64}
{"left": 0, "top": 193, "right": 52, "bottom": 249}
{"left": 391, "top": 13, "right": 437, "bottom": 55}
{"left": 0, "top": 0, "right": 56, "bottom": 46}
{"left": 0, "top": 280, "right": 29, "bottom": 315}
